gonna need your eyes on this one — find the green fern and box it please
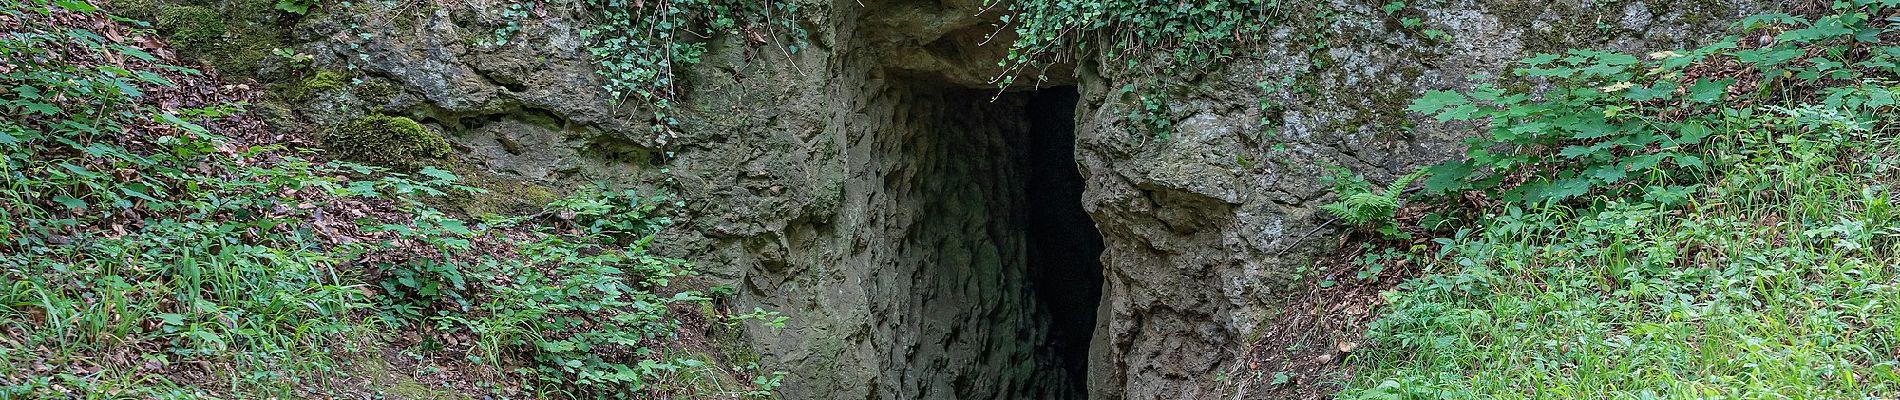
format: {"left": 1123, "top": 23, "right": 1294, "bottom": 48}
{"left": 1322, "top": 167, "right": 1428, "bottom": 235}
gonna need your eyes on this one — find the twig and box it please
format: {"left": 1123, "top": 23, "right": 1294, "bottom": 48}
{"left": 1275, "top": 216, "right": 1339, "bottom": 256}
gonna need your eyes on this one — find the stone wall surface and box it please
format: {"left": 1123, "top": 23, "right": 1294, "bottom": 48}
{"left": 1069, "top": 1, "right": 1763, "bottom": 398}
{"left": 276, "top": 0, "right": 1767, "bottom": 398}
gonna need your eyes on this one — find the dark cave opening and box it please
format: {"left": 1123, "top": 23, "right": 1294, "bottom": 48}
{"left": 1019, "top": 86, "right": 1103, "bottom": 398}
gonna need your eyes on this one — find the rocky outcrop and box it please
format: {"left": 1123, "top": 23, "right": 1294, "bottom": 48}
{"left": 270, "top": 0, "right": 1764, "bottom": 398}
{"left": 1073, "top": 1, "right": 1761, "bottom": 398}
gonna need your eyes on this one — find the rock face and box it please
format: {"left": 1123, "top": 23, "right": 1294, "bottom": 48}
{"left": 1071, "top": 1, "right": 1762, "bottom": 398}
{"left": 279, "top": 0, "right": 1762, "bottom": 398}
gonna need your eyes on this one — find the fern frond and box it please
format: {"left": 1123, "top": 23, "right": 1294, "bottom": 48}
{"left": 1322, "top": 167, "right": 1430, "bottom": 233}
{"left": 1383, "top": 167, "right": 1430, "bottom": 197}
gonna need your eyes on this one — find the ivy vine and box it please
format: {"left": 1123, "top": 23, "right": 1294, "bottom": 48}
{"left": 986, "top": 0, "right": 1289, "bottom": 87}
{"left": 580, "top": 0, "right": 807, "bottom": 135}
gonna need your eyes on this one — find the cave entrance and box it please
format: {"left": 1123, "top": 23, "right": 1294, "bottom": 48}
{"left": 873, "top": 80, "right": 1100, "bottom": 398}
{"left": 1017, "top": 86, "right": 1103, "bottom": 399}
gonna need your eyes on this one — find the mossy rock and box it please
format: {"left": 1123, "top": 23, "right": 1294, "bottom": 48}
{"left": 325, "top": 115, "right": 451, "bottom": 171}
{"left": 271, "top": 70, "right": 347, "bottom": 101}
{"left": 357, "top": 78, "right": 401, "bottom": 105}
{"left": 138, "top": 1, "right": 287, "bottom": 78}
{"left": 301, "top": 70, "right": 346, "bottom": 94}
{"left": 155, "top": 6, "right": 225, "bottom": 49}
{"left": 445, "top": 163, "right": 559, "bottom": 218}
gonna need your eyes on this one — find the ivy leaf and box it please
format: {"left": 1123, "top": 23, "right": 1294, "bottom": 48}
{"left": 1622, "top": 154, "right": 1666, "bottom": 171}
{"left": 1382, "top": 1, "right": 1406, "bottom": 15}
{"left": 1736, "top": 46, "right": 1805, "bottom": 67}
{"left": 1438, "top": 103, "right": 1481, "bottom": 121}
{"left": 417, "top": 166, "right": 458, "bottom": 182}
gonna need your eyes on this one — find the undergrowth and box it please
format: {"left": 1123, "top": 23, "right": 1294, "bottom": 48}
{"left": 1339, "top": 1, "right": 1900, "bottom": 397}
{"left": 0, "top": 1, "right": 781, "bottom": 398}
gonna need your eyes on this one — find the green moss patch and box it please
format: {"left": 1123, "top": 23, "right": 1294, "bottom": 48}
{"left": 324, "top": 115, "right": 451, "bottom": 171}
{"left": 270, "top": 70, "right": 347, "bottom": 101}
{"left": 138, "top": 0, "right": 288, "bottom": 78}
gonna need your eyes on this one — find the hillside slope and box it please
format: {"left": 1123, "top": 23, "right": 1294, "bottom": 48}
{"left": 0, "top": 2, "right": 779, "bottom": 398}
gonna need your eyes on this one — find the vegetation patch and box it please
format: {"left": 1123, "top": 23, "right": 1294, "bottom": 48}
{"left": 0, "top": 2, "right": 783, "bottom": 397}
{"left": 134, "top": 0, "right": 290, "bottom": 78}
{"left": 476, "top": 0, "right": 808, "bottom": 137}
{"left": 1326, "top": 1, "right": 1900, "bottom": 397}
{"left": 323, "top": 114, "right": 451, "bottom": 171}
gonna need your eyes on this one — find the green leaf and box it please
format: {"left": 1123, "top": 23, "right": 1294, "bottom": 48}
{"left": 20, "top": 102, "right": 59, "bottom": 115}
{"left": 111, "top": 45, "right": 157, "bottom": 62}
{"left": 1423, "top": 161, "right": 1473, "bottom": 194}
{"left": 1584, "top": 164, "right": 1627, "bottom": 184}
{"left": 51, "top": 195, "right": 86, "bottom": 210}
{"left": 1777, "top": 15, "right": 1853, "bottom": 42}
{"left": 156, "top": 113, "right": 207, "bottom": 135}
{"left": 1558, "top": 145, "right": 1599, "bottom": 158}
{"left": 417, "top": 166, "right": 458, "bottom": 182}
{"left": 275, "top": 0, "right": 314, "bottom": 15}
{"left": 1624, "top": 80, "right": 1679, "bottom": 101}
{"left": 1688, "top": 79, "right": 1732, "bottom": 104}
{"left": 13, "top": 85, "right": 40, "bottom": 99}
{"left": 1672, "top": 154, "right": 1705, "bottom": 169}
{"left": 1674, "top": 122, "right": 1714, "bottom": 145}
{"left": 54, "top": 0, "right": 98, "bottom": 12}
{"left": 1568, "top": 119, "right": 1619, "bottom": 140}
{"left": 1408, "top": 90, "right": 1468, "bottom": 115}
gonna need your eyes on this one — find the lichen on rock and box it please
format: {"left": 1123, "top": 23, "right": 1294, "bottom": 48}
{"left": 324, "top": 115, "right": 451, "bottom": 171}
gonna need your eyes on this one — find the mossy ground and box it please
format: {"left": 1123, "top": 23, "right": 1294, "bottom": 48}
{"left": 115, "top": 0, "right": 290, "bottom": 79}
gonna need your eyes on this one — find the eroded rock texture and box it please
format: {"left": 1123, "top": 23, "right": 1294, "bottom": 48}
{"left": 1072, "top": 1, "right": 1762, "bottom": 398}
{"left": 275, "top": 0, "right": 1764, "bottom": 398}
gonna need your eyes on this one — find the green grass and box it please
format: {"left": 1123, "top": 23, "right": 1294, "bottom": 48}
{"left": 1343, "top": 111, "right": 1900, "bottom": 398}
{"left": 0, "top": 1, "right": 783, "bottom": 398}
{"left": 1340, "top": 2, "right": 1900, "bottom": 398}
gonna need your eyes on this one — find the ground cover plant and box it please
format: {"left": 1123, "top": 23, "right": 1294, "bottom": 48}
{"left": 0, "top": 1, "right": 779, "bottom": 397}
{"left": 1338, "top": 1, "right": 1900, "bottom": 398}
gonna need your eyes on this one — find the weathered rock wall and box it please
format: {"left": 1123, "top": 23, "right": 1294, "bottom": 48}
{"left": 272, "top": 0, "right": 1768, "bottom": 398}
{"left": 1072, "top": 1, "right": 1763, "bottom": 398}
{"left": 285, "top": 0, "right": 1075, "bottom": 398}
